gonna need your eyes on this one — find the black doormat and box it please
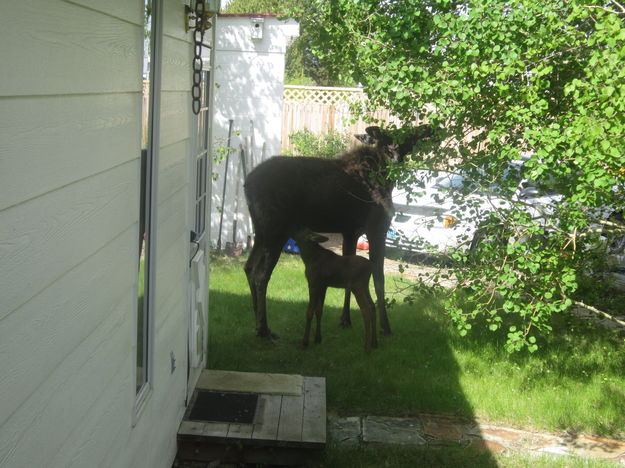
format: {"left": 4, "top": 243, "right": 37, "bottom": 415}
{"left": 189, "top": 390, "right": 259, "bottom": 424}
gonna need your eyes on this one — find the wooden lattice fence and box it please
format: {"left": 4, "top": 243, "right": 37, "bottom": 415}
{"left": 281, "top": 85, "right": 402, "bottom": 152}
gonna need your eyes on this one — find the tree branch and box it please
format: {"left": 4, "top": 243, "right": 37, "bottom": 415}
{"left": 572, "top": 299, "right": 625, "bottom": 328}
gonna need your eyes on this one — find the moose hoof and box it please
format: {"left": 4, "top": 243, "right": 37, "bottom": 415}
{"left": 257, "top": 328, "right": 280, "bottom": 342}
{"left": 339, "top": 319, "right": 352, "bottom": 328}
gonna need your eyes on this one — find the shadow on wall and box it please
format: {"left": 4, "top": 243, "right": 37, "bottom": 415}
{"left": 210, "top": 17, "right": 299, "bottom": 251}
{"left": 211, "top": 122, "right": 256, "bottom": 253}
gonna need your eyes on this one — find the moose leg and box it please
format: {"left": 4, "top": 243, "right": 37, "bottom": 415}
{"left": 302, "top": 299, "right": 314, "bottom": 348}
{"left": 340, "top": 231, "right": 358, "bottom": 328}
{"left": 367, "top": 219, "right": 391, "bottom": 335}
{"left": 244, "top": 242, "right": 261, "bottom": 319}
{"left": 246, "top": 236, "right": 285, "bottom": 340}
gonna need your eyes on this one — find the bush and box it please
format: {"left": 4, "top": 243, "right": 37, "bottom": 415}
{"left": 286, "top": 128, "right": 349, "bottom": 159}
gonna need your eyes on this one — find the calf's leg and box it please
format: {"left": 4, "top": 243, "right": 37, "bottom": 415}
{"left": 353, "top": 286, "right": 377, "bottom": 352}
{"left": 314, "top": 287, "right": 327, "bottom": 344}
{"left": 303, "top": 286, "right": 326, "bottom": 347}
{"left": 302, "top": 301, "right": 314, "bottom": 348}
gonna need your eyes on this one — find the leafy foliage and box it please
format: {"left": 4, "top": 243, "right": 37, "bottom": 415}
{"left": 223, "top": 0, "right": 297, "bottom": 13}
{"left": 310, "top": 0, "right": 625, "bottom": 351}
{"left": 223, "top": 0, "right": 355, "bottom": 85}
{"left": 284, "top": 128, "right": 350, "bottom": 158}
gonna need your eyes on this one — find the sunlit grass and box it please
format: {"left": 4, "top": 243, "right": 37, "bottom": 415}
{"left": 208, "top": 253, "right": 625, "bottom": 440}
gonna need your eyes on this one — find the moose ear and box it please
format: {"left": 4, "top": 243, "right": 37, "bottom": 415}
{"left": 365, "top": 126, "right": 382, "bottom": 138}
{"left": 365, "top": 126, "right": 382, "bottom": 139}
{"left": 366, "top": 126, "right": 392, "bottom": 145}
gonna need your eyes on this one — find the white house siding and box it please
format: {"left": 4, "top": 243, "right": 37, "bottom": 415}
{"left": 0, "top": 1, "right": 195, "bottom": 467}
{"left": 210, "top": 15, "right": 299, "bottom": 249}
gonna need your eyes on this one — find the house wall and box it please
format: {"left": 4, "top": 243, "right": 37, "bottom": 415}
{"left": 0, "top": 1, "right": 196, "bottom": 467}
{"left": 210, "top": 15, "right": 299, "bottom": 249}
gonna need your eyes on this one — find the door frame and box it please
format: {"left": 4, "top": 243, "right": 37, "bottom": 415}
{"left": 186, "top": 15, "right": 216, "bottom": 399}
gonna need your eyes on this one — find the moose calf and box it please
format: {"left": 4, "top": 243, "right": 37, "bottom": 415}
{"left": 294, "top": 230, "right": 378, "bottom": 352}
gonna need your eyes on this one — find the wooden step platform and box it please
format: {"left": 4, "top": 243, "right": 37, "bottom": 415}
{"left": 177, "top": 370, "right": 326, "bottom": 465}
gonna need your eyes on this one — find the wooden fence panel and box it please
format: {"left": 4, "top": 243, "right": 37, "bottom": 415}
{"left": 281, "top": 85, "right": 404, "bottom": 153}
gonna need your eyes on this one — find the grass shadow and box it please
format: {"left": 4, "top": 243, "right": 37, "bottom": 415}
{"left": 207, "top": 254, "right": 499, "bottom": 466}
{"left": 417, "top": 286, "right": 625, "bottom": 438}
{"left": 209, "top": 253, "right": 625, "bottom": 439}
{"left": 383, "top": 247, "right": 625, "bottom": 438}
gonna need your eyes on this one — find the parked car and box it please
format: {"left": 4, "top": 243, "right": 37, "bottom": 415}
{"left": 386, "top": 167, "right": 624, "bottom": 268}
{"left": 388, "top": 168, "right": 538, "bottom": 251}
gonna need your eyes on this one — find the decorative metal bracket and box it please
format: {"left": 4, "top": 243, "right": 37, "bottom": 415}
{"left": 185, "top": 5, "right": 214, "bottom": 33}
{"left": 184, "top": 0, "right": 219, "bottom": 32}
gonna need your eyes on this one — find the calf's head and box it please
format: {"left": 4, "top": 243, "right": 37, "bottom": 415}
{"left": 293, "top": 228, "right": 329, "bottom": 247}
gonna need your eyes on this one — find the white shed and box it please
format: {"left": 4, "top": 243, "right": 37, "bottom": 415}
{"left": 0, "top": 1, "right": 215, "bottom": 466}
{"left": 210, "top": 14, "right": 299, "bottom": 250}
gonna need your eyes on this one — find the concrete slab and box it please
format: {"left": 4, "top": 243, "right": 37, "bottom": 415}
{"left": 421, "top": 414, "right": 467, "bottom": 443}
{"left": 328, "top": 417, "right": 361, "bottom": 446}
{"left": 328, "top": 413, "right": 625, "bottom": 463}
{"left": 363, "top": 416, "right": 426, "bottom": 445}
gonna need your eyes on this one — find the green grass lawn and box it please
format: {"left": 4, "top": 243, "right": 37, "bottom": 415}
{"left": 208, "top": 254, "right": 625, "bottom": 441}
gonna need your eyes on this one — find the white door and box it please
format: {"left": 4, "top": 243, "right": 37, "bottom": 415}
{"left": 188, "top": 65, "right": 212, "bottom": 395}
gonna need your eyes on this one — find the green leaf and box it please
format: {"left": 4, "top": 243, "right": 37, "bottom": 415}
{"left": 309, "top": 0, "right": 624, "bottom": 352}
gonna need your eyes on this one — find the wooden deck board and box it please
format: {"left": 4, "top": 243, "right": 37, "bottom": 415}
{"left": 251, "top": 394, "right": 282, "bottom": 441}
{"left": 177, "top": 370, "right": 326, "bottom": 465}
{"left": 302, "top": 377, "right": 326, "bottom": 443}
{"left": 227, "top": 423, "right": 254, "bottom": 439}
{"left": 277, "top": 394, "right": 304, "bottom": 442}
{"left": 179, "top": 420, "right": 230, "bottom": 438}
{"left": 197, "top": 369, "right": 303, "bottom": 396}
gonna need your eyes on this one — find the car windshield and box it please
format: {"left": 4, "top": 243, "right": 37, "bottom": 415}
{"left": 433, "top": 162, "right": 558, "bottom": 198}
{"left": 433, "top": 173, "right": 498, "bottom": 196}
{"left": 433, "top": 173, "right": 471, "bottom": 190}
